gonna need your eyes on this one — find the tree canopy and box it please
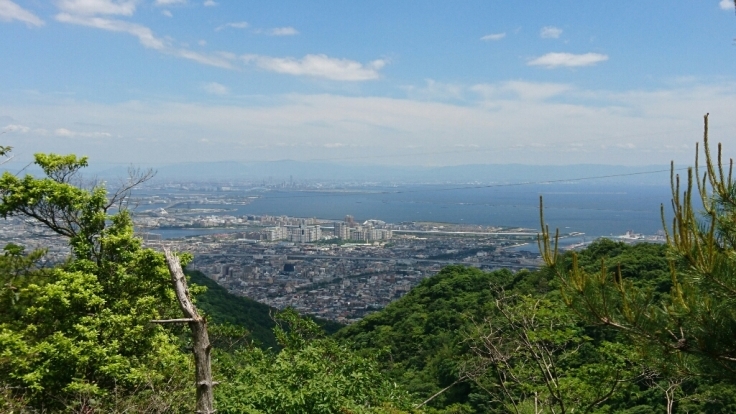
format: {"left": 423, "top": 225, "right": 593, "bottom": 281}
{"left": 0, "top": 152, "right": 192, "bottom": 411}
{"left": 540, "top": 114, "right": 736, "bottom": 381}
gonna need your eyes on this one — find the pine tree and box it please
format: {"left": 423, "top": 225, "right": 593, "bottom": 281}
{"left": 539, "top": 114, "right": 736, "bottom": 380}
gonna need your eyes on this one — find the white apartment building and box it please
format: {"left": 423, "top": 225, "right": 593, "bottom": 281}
{"left": 339, "top": 225, "right": 392, "bottom": 241}
{"left": 289, "top": 225, "right": 322, "bottom": 243}
{"left": 265, "top": 226, "right": 289, "bottom": 241}
{"left": 334, "top": 222, "right": 351, "bottom": 239}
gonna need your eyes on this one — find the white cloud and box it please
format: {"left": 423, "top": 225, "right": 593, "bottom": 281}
{"left": 161, "top": 9, "right": 172, "bottom": 17}
{"left": 242, "top": 54, "right": 386, "bottom": 81}
{"left": 56, "top": 13, "right": 166, "bottom": 49}
{"left": 404, "top": 79, "right": 465, "bottom": 101}
{"left": 202, "top": 82, "right": 229, "bottom": 95}
{"left": 203, "top": 0, "right": 216, "bottom": 6}
{"left": 155, "top": 0, "right": 185, "bottom": 5}
{"left": 56, "top": 0, "right": 137, "bottom": 16}
{"left": 54, "top": 127, "right": 111, "bottom": 138}
{"left": 54, "top": 127, "right": 75, "bottom": 137}
{"left": 215, "top": 21, "right": 248, "bottom": 31}
{"left": 720, "top": 0, "right": 735, "bottom": 10}
{"left": 268, "top": 26, "right": 298, "bottom": 36}
{"left": 480, "top": 32, "right": 506, "bottom": 41}
{"left": 528, "top": 52, "right": 608, "bottom": 68}
{"left": 198, "top": 39, "right": 206, "bottom": 46}
{"left": 174, "top": 49, "right": 235, "bottom": 68}
{"left": 540, "top": 26, "right": 562, "bottom": 39}
{"left": 0, "top": 0, "right": 44, "bottom": 26}
{"left": 6, "top": 82, "right": 736, "bottom": 166}
{"left": 471, "top": 81, "right": 572, "bottom": 101}
{"left": 55, "top": 13, "right": 235, "bottom": 68}
{"left": 51, "top": 1, "right": 354, "bottom": 77}
{"left": 2, "top": 124, "right": 31, "bottom": 133}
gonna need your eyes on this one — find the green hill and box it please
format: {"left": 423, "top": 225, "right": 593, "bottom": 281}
{"left": 336, "top": 265, "right": 544, "bottom": 410}
{"left": 188, "top": 270, "right": 344, "bottom": 349}
{"left": 333, "top": 242, "right": 693, "bottom": 412}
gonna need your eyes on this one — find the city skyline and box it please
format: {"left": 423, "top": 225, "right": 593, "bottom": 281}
{"left": 2, "top": 1, "right": 736, "bottom": 168}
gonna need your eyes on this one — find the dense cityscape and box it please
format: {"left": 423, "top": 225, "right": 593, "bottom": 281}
{"left": 1, "top": 180, "right": 664, "bottom": 323}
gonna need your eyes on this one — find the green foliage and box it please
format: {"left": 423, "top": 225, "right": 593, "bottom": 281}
{"left": 0, "top": 153, "right": 192, "bottom": 411}
{"left": 188, "top": 270, "right": 344, "bottom": 350}
{"left": 540, "top": 115, "right": 736, "bottom": 381}
{"left": 464, "top": 292, "right": 642, "bottom": 413}
{"left": 215, "top": 309, "right": 413, "bottom": 414}
{"left": 337, "top": 266, "right": 551, "bottom": 410}
{"left": 337, "top": 253, "right": 736, "bottom": 413}
{"left": 188, "top": 270, "right": 279, "bottom": 349}
{"left": 571, "top": 239, "right": 671, "bottom": 297}
{"left": 0, "top": 153, "right": 110, "bottom": 261}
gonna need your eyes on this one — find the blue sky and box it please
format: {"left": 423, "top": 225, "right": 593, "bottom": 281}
{"left": 1, "top": 0, "right": 736, "bottom": 167}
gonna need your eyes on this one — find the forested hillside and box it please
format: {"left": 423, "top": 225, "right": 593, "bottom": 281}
{"left": 337, "top": 241, "right": 736, "bottom": 412}
{"left": 189, "top": 270, "right": 344, "bottom": 349}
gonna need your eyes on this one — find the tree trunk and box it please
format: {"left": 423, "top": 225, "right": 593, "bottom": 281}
{"left": 162, "top": 248, "right": 215, "bottom": 414}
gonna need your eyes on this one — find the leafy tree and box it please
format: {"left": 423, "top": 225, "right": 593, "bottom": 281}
{"left": 215, "top": 308, "right": 413, "bottom": 414}
{"left": 336, "top": 266, "right": 565, "bottom": 412}
{"left": 0, "top": 153, "right": 192, "bottom": 411}
{"left": 337, "top": 266, "right": 512, "bottom": 410}
{"left": 463, "top": 291, "right": 642, "bottom": 413}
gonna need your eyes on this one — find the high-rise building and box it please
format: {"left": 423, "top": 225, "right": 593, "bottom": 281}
{"left": 349, "top": 227, "right": 366, "bottom": 241}
{"left": 334, "top": 222, "right": 351, "bottom": 239}
{"left": 289, "top": 225, "right": 322, "bottom": 243}
{"left": 264, "top": 226, "right": 289, "bottom": 241}
{"left": 334, "top": 222, "right": 392, "bottom": 241}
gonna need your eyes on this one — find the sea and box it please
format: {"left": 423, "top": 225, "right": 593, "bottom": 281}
{"left": 143, "top": 183, "right": 682, "bottom": 246}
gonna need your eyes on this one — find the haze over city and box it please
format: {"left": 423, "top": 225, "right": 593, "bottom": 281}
{"left": 2, "top": 0, "right": 736, "bottom": 170}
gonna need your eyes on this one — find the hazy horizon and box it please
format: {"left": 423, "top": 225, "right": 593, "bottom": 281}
{"left": 2, "top": 1, "right": 736, "bottom": 167}
{"left": 1, "top": 157, "right": 678, "bottom": 186}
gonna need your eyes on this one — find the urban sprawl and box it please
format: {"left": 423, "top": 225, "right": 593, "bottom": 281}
{"left": 1, "top": 184, "right": 659, "bottom": 323}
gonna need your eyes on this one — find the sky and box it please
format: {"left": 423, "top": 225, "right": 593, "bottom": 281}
{"left": 1, "top": 0, "right": 736, "bottom": 168}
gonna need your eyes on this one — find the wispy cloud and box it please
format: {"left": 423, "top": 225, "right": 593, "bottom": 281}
{"left": 540, "top": 26, "right": 562, "bottom": 39}
{"left": 528, "top": 52, "right": 608, "bottom": 68}
{"left": 480, "top": 32, "right": 506, "bottom": 41}
{"left": 56, "top": 13, "right": 166, "bottom": 49}
{"left": 0, "top": 0, "right": 44, "bottom": 26}
{"left": 202, "top": 82, "right": 229, "bottom": 95}
{"left": 54, "top": 127, "right": 111, "bottom": 138}
{"left": 161, "top": 9, "right": 172, "bottom": 17}
{"left": 216, "top": 21, "right": 248, "bottom": 31}
{"left": 203, "top": 0, "right": 216, "bottom": 6}
{"left": 720, "top": 0, "right": 735, "bottom": 10}
{"left": 268, "top": 26, "right": 298, "bottom": 36}
{"left": 174, "top": 49, "right": 235, "bottom": 68}
{"left": 471, "top": 81, "right": 572, "bottom": 101}
{"left": 55, "top": 8, "right": 235, "bottom": 69}
{"left": 155, "top": 0, "right": 186, "bottom": 5}
{"left": 2, "top": 124, "right": 31, "bottom": 133}
{"left": 7, "top": 82, "right": 736, "bottom": 165}
{"left": 403, "top": 79, "right": 465, "bottom": 101}
{"left": 242, "top": 54, "right": 386, "bottom": 81}
{"left": 56, "top": 0, "right": 137, "bottom": 16}
{"left": 52, "top": 5, "right": 374, "bottom": 77}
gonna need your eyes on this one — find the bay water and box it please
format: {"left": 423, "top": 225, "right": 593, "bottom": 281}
{"left": 147, "top": 183, "right": 678, "bottom": 239}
